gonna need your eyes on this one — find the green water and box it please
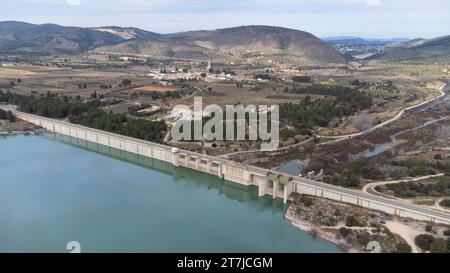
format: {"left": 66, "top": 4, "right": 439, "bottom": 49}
{"left": 0, "top": 133, "right": 340, "bottom": 253}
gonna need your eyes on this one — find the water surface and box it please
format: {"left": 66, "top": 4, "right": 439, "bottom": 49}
{"left": 0, "top": 134, "right": 340, "bottom": 253}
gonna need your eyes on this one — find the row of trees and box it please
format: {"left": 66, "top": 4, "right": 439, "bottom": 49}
{"left": 1, "top": 91, "right": 96, "bottom": 119}
{"left": 415, "top": 234, "right": 449, "bottom": 253}
{"left": 70, "top": 108, "right": 166, "bottom": 142}
{"left": 279, "top": 85, "right": 372, "bottom": 135}
{"left": 0, "top": 91, "right": 166, "bottom": 143}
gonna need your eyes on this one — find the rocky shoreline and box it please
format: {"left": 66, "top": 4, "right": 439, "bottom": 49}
{"left": 0, "top": 119, "right": 44, "bottom": 136}
{"left": 284, "top": 210, "right": 360, "bottom": 252}
{"left": 284, "top": 193, "right": 418, "bottom": 253}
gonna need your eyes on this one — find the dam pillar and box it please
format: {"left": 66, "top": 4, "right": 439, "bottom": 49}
{"left": 171, "top": 148, "right": 179, "bottom": 167}
{"left": 259, "top": 176, "right": 268, "bottom": 196}
{"left": 273, "top": 180, "right": 279, "bottom": 199}
{"left": 216, "top": 162, "right": 224, "bottom": 179}
{"left": 206, "top": 160, "right": 211, "bottom": 172}
{"left": 283, "top": 181, "right": 293, "bottom": 204}
{"left": 195, "top": 158, "right": 200, "bottom": 169}
{"left": 244, "top": 170, "right": 251, "bottom": 184}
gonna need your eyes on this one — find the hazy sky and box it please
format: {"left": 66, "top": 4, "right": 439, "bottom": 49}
{"left": 1, "top": 0, "right": 449, "bottom": 38}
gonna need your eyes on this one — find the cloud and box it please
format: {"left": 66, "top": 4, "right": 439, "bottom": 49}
{"left": 366, "top": 0, "right": 381, "bottom": 5}
{"left": 66, "top": 0, "right": 81, "bottom": 6}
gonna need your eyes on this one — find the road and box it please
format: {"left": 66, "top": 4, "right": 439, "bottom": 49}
{"left": 316, "top": 83, "right": 447, "bottom": 142}
{"left": 362, "top": 173, "right": 445, "bottom": 194}
{"left": 219, "top": 138, "right": 313, "bottom": 158}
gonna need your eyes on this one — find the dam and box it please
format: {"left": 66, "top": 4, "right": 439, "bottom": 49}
{"left": 5, "top": 107, "right": 450, "bottom": 225}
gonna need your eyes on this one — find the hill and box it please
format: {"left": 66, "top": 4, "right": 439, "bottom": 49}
{"left": 0, "top": 21, "right": 124, "bottom": 55}
{"left": 167, "top": 25, "right": 345, "bottom": 64}
{"left": 370, "top": 35, "right": 450, "bottom": 61}
{"left": 0, "top": 22, "right": 344, "bottom": 64}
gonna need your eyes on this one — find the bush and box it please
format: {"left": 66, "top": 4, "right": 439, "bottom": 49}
{"left": 415, "top": 234, "right": 435, "bottom": 250}
{"left": 339, "top": 227, "right": 353, "bottom": 237}
{"left": 396, "top": 242, "right": 412, "bottom": 253}
{"left": 292, "top": 76, "right": 311, "bottom": 83}
{"left": 443, "top": 229, "right": 450, "bottom": 236}
{"left": 301, "top": 195, "right": 313, "bottom": 207}
{"left": 425, "top": 225, "right": 433, "bottom": 232}
{"left": 440, "top": 199, "right": 450, "bottom": 208}
{"left": 121, "top": 79, "right": 132, "bottom": 86}
{"left": 346, "top": 215, "right": 365, "bottom": 227}
{"left": 333, "top": 209, "right": 341, "bottom": 216}
{"left": 356, "top": 232, "right": 371, "bottom": 246}
{"left": 0, "top": 109, "right": 15, "bottom": 122}
{"left": 430, "top": 238, "right": 447, "bottom": 253}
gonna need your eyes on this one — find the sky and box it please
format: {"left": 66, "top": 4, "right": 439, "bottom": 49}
{"left": 1, "top": 0, "right": 449, "bottom": 39}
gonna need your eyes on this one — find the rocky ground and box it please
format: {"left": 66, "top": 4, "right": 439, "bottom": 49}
{"left": 0, "top": 119, "right": 41, "bottom": 135}
{"left": 285, "top": 193, "right": 449, "bottom": 253}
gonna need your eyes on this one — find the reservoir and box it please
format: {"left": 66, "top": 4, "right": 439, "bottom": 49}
{"left": 0, "top": 133, "right": 340, "bottom": 253}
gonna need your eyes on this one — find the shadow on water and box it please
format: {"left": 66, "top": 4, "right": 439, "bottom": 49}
{"left": 44, "top": 132, "right": 289, "bottom": 213}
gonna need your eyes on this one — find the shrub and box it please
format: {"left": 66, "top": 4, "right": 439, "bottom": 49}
{"left": 440, "top": 199, "right": 450, "bottom": 208}
{"left": 356, "top": 232, "right": 371, "bottom": 246}
{"left": 121, "top": 79, "right": 132, "bottom": 86}
{"left": 415, "top": 234, "right": 435, "bottom": 250}
{"left": 425, "top": 225, "right": 433, "bottom": 232}
{"left": 346, "top": 215, "right": 365, "bottom": 227}
{"left": 339, "top": 227, "right": 353, "bottom": 237}
{"left": 396, "top": 243, "right": 412, "bottom": 253}
{"left": 333, "top": 209, "right": 341, "bottom": 216}
{"left": 292, "top": 76, "right": 312, "bottom": 83}
{"left": 443, "top": 229, "right": 450, "bottom": 236}
{"left": 0, "top": 109, "right": 15, "bottom": 122}
{"left": 301, "top": 195, "right": 313, "bottom": 207}
{"left": 430, "top": 238, "right": 447, "bottom": 253}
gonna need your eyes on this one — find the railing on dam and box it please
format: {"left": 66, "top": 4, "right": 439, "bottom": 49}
{"left": 5, "top": 107, "right": 450, "bottom": 225}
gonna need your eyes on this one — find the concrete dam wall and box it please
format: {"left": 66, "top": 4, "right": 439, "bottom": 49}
{"left": 9, "top": 109, "right": 450, "bottom": 225}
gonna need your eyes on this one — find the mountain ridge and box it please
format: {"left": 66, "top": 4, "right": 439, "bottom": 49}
{"left": 0, "top": 21, "right": 344, "bottom": 64}
{"left": 368, "top": 35, "right": 450, "bottom": 61}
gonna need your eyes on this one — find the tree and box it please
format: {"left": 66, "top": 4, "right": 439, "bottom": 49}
{"left": 0, "top": 109, "right": 15, "bottom": 122}
{"left": 396, "top": 243, "right": 412, "bottom": 253}
{"left": 339, "top": 227, "right": 352, "bottom": 237}
{"left": 121, "top": 79, "right": 132, "bottom": 86}
{"left": 415, "top": 234, "right": 435, "bottom": 250}
{"left": 440, "top": 199, "right": 450, "bottom": 208}
{"left": 292, "top": 76, "right": 311, "bottom": 83}
{"left": 346, "top": 215, "right": 365, "bottom": 227}
{"left": 434, "top": 179, "right": 448, "bottom": 193}
{"left": 430, "top": 238, "right": 447, "bottom": 253}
